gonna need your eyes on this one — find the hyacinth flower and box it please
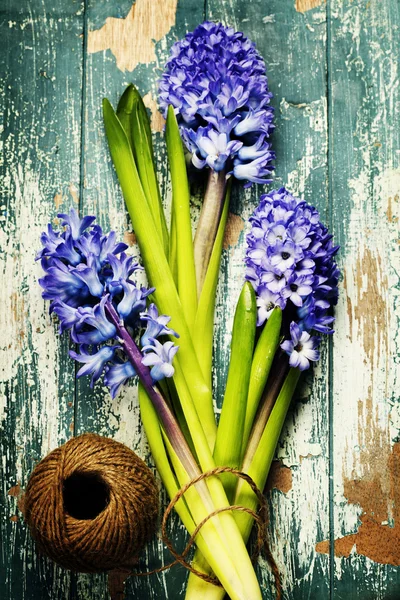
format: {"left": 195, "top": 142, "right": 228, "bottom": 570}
{"left": 159, "top": 21, "right": 275, "bottom": 294}
{"left": 185, "top": 188, "right": 339, "bottom": 599}
{"left": 37, "top": 209, "right": 266, "bottom": 600}
{"left": 102, "top": 23, "right": 274, "bottom": 451}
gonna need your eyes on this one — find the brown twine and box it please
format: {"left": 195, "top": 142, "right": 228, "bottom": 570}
{"left": 134, "top": 467, "right": 282, "bottom": 600}
{"left": 23, "top": 433, "right": 159, "bottom": 573}
{"left": 23, "top": 436, "right": 281, "bottom": 598}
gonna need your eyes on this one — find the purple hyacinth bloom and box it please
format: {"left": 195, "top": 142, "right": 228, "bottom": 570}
{"left": 185, "top": 127, "right": 243, "bottom": 172}
{"left": 117, "top": 280, "right": 154, "bottom": 323}
{"left": 71, "top": 296, "right": 117, "bottom": 345}
{"left": 282, "top": 273, "right": 313, "bottom": 307}
{"left": 255, "top": 286, "right": 286, "bottom": 327}
{"left": 38, "top": 209, "right": 179, "bottom": 393}
{"left": 52, "top": 300, "right": 80, "bottom": 333}
{"left": 104, "top": 361, "right": 136, "bottom": 399}
{"left": 58, "top": 208, "right": 96, "bottom": 241}
{"left": 74, "top": 254, "right": 104, "bottom": 297}
{"left": 140, "top": 303, "right": 179, "bottom": 347}
{"left": 39, "top": 258, "right": 90, "bottom": 307}
{"left": 281, "top": 322, "right": 320, "bottom": 371}
{"left": 159, "top": 21, "right": 274, "bottom": 185}
{"left": 70, "top": 344, "right": 120, "bottom": 386}
{"left": 141, "top": 339, "right": 180, "bottom": 382}
{"left": 245, "top": 187, "right": 340, "bottom": 343}
{"left": 107, "top": 252, "right": 141, "bottom": 295}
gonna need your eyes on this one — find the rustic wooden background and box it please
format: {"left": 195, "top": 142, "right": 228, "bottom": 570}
{"left": 1, "top": 0, "right": 399, "bottom": 598}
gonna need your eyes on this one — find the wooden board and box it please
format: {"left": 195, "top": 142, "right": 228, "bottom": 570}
{"left": 1, "top": 0, "right": 399, "bottom": 599}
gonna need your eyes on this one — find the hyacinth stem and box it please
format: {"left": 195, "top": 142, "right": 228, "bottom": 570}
{"left": 242, "top": 354, "right": 289, "bottom": 468}
{"left": 194, "top": 169, "right": 227, "bottom": 297}
{"left": 139, "top": 388, "right": 254, "bottom": 600}
{"left": 185, "top": 368, "right": 301, "bottom": 600}
{"left": 235, "top": 368, "right": 301, "bottom": 541}
{"left": 193, "top": 181, "right": 230, "bottom": 386}
{"left": 105, "top": 300, "right": 195, "bottom": 471}
{"left": 241, "top": 308, "right": 283, "bottom": 456}
{"left": 105, "top": 300, "right": 263, "bottom": 600}
{"left": 213, "top": 282, "right": 257, "bottom": 501}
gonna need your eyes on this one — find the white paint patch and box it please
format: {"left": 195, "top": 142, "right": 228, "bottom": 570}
{"left": 281, "top": 97, "right": 327, "bottom": 197}
{"left": 331, "top": 1, "right": 400, "bottom": 580}
{"left": 0, "top": 166, "right": 65, "bottom": 457}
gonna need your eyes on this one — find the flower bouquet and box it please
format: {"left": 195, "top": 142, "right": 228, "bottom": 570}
{"left": 37, "top": 22, "right": 339, "bottom": 600}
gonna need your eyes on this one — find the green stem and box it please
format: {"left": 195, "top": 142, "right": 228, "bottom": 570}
{"left": 117, "top": 85, "right": 169, "bottom": 255}
{"left": 213, "top": 282, "right": 257, "bottom": 501}
{"left": 139, "top": 386, "right": 249, "bottom": 600}
{"left": 185, "top": 368, "right": 301, "bottom": 600}
{"left": 103, "top": 98, "right": 217, "bottom": 450}
{"left": 235, "top": 368, "right": 301, "bottom": 541}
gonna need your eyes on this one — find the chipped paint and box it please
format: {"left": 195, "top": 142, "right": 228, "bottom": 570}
{"left": 317, "top": 440, "right": 400, "bottom": 566}
{"left": 143, "top": 92, "right": 165, "bottom": 133}
{"left": 266, "top": 461, "right": 293, "bottom": 494}
{"left": 281, "top": 97, "right": 327, "bottom": 197}
{"left": 68, "top": 183, "right": 79, "bottom": 204}
{"left": 87, "top": 0, "right": 178, "bottom": 72}
{"left": 53, "top": 191, "right": 63, "bottom": 210}
{"left": 295, "top": 0, "right": 324, "bottom": 14}
{"left": 330, "top": 1, "right": 400, "bottom": 586}
{"left": 0, "top": 167, "right": 66, "bottom": 441}
{"left": 223, "top": 212, "right": 245, "bottom": 249}
{"left": 7, "top": 484, "right": 21, "bottom": 497}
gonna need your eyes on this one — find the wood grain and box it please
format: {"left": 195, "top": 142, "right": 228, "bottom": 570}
{"left": 328, "top": 1, "right": 400, "bottom": 597}
{"left": 1, "top": 0, "right": 399, "bottom": 599}
{"left": 87, "top": 0, "right": 178, "bottom": 72}
{"left": 0, "top": 1, "right": 83, "bottom": 598}
{"left": 207, "top": 1, "right": 331, "bottom": 597}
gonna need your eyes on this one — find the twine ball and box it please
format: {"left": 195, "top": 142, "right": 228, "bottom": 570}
{"left": 23, "top": 433, "right": 159, "bottom": 573}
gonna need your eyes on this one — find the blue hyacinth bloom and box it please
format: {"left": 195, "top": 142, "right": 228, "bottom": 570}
{"left": 104, "top": 360, "right": 137, "bottom": 399}
{"left": 159, "top": 21, "right": 274, "bottom": 185}
{"left": 71, "top": 297, "right": 117, "bottom": 345}
{"left": 117, "top": 281, "right": 154, "bottom": 324}
{"left": 70, "top": 344, "right": 120, "bottom": 386}
{"left": 38, "top": 208, "right": 179, "bottom": 395}
{"left": 140, "top": 303, "right": 179, "bottom": 347}
{"left": 281, "top": 322, "right": 320, "bottom": 371}
{"left": 141, "top": 339, "right": 180, "bottom": 382}
{"left": 245, "top": 188, "right": 340, "bottom": 369}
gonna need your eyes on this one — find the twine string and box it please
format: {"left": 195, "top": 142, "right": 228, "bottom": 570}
{"left": 132, "top": 466, "right": 282, "bottom": 600}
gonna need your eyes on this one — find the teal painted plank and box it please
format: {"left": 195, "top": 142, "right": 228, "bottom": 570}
{"left": 328, "top": 0, "right": 400, "bottom": 598}
{"left": 0, "top": 0, "right": 84, "bottom": 599}
{"left": 207, "top": 2, "right": 331, "bottom": 599}
{"left": 73, "top": 2, "right": 206, "bottom": 599}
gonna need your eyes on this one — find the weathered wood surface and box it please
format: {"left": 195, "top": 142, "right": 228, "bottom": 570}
{"left": 1, "top": 0, "right": 399, "bottom": 599}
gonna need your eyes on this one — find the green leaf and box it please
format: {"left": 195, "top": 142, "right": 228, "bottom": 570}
{"left": 235, "top": 368, "right": 301, "bottom": 541}
{"left": 241, "top": 307, "right": 283, "bottom": 454}
{"left": 165, "top": 105, "right": 197, "bottom": 331}
{"left": 117, "top": 85, "right": 169, "bottom": 255}
{"left": 213, "top": 282, "right": 257, "bottom": 501}
{"left": 103, "top": 97, "right": 217, "bottom": 450}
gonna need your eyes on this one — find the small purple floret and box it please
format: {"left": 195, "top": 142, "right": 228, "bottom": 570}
{"left": 281, "top": 322, "right": 320, "bottom": 371}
